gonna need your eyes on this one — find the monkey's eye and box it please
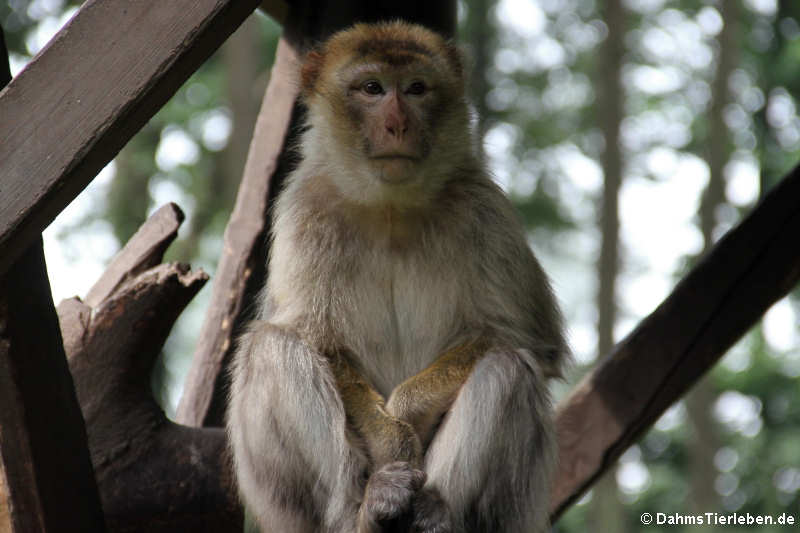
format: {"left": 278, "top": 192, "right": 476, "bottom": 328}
{"left": 406, "top": 81, "right": 427, "bottom": 95}
{"left": 362, "top": 81, "right": 384, "bottom": 95}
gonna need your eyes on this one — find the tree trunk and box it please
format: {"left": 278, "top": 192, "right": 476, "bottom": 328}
{"left": 686, "top": 0, "right": 739, "bottom": 515}
{"left": 589, "top": 0, "right": 627, "bottom": 530}
{"left": 461, "top": 0, "right": 494, "bottom": 145}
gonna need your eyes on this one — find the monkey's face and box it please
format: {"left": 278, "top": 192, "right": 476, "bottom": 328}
{"left": 342, "top": 66, "right": 437, "bottom": 184}
{"left": 301, "top": 22, "right": 472, "bottom": 206}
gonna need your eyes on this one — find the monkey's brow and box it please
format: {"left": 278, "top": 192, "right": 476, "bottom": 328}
{"left": 356, "top": 39, "right": 434, "bottom": 59}
{"left": 343, "top": 60, "right": 433, "bottom": 78}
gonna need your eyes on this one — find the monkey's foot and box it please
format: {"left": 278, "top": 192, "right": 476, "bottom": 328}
{"left": 411, "top": 486, "right": 453, "bottom": 533}
{"left": 360, "top": 461, "right": 426, "bottom": 530}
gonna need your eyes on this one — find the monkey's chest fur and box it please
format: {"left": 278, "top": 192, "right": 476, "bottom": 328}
{"left": 330, "top": 243, "right": 468, "bottom": 396}
{"left": 268, "top": 192, "right": 478, "bottom": 397}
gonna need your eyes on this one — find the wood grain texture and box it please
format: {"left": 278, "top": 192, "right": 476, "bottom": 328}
{"left": 85, "top": 203, "right": 184, "bottom": 307}
{"left": 0, "top": 240, "right": 107, "bottom": 533}
{"left": 0, "top": 25, "right": 105, "bottom": 533}
{"left": 55, "top": 198, "right": 237, "bottom": 531}
{"left": 175, "top": 35, "right": 303, "bottom": 427}
{"left": 550, "top": 164, "right": 800, "bottom": 519}
{"left": 58, "top": 262, "right": 241, "bottom": 532}
{"left": 0, "top": 0, "right": 261, "bottom": 277}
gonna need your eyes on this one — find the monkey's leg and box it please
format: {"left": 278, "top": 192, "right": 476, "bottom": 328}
{"left": 423, "top": 348, "right": 556, "bottom": 533}
{"left": 385, "top": 338, "right": 490, "bottom": 448}
{"left": 228, "top": 323, "right": 368, "bottom": 533}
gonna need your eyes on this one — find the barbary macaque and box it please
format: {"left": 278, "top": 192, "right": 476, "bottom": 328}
{"left": 227, "top": 21, "right": 568, "bottom": 533}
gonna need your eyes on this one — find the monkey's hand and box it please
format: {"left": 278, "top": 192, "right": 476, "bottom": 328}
{"left": 411, "top": 486, "right": 453, "bottom": 533}
{"left": 357, "top": 461, "right": 426, "bottom": 533}
{"left": 386, "top": 338, "right": 490, "bottom": 447}
{"left": 364, "top": 411, "right": 424, "bottom": 469}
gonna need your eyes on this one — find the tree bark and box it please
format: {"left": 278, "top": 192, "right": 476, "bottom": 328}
{"left": 54, "top": 205, "right": 243, "bottom": 532}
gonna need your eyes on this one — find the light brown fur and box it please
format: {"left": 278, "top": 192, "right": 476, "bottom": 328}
{"left": 228, "top": 21, "right": 567, "bottom": 533}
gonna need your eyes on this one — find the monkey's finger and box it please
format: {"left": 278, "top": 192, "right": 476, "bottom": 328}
{"left": 374, "top": 461, "right": 427, "bottom": 490}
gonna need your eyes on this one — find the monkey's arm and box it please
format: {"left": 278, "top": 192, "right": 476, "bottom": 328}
{"left": 329, "top": 351, "right": 423, "bottom": 469}
{"left": 385, "top": 338, "right": 490, "bottom": 448}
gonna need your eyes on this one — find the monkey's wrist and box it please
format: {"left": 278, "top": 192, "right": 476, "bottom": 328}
{"left": 368, "top": 416, "right": 423, "bottom": 469}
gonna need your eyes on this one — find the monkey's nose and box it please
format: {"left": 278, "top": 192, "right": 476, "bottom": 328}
{"left": 385, "top": 117, "right": 409, "bottom": 138}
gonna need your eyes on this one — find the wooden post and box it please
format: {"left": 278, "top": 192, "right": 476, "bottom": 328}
{"left": 0, "top": 26, "right": 106, "bottom": 533}
{"left": 0, "top": 241, "right": 108, "bottom": 533}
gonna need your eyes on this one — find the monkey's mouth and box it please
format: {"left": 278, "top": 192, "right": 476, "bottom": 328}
{"left": 370, "top": 154, "right": 420, "bottom": 184}
{"left": 370, "top": 154, "right": 420, "bottom": 162}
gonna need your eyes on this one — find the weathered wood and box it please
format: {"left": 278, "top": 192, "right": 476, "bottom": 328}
{"left": 85, "top": 203, "right": 184, "bottom": 307}
{"left": 0, "top": 0, "right": 262, "bottom": 278}
{"left": 175, "top": 33, "right": 302, "bottom": 428}
{"left": 0, "top": 240, "right": 107, "bottom": 533}
{"left": 550, "top": 163, "right": 800, "bottom": 519}
{"left": 58, "top": 262, "right": 243, "bottom": 532}
{"left": 0, "top": 25, "right": 106, "bottom": 533}
{"left": 178, "top": 0, "right": 458, "bottom": 428}
{"left": 0, "top": 466, "right": 9, "bottom": 533}
{"left": 0, "top": 26, "right": 13, "bottom": 533}
{"left": 52, "top": 203, "right": 239, "bottom": 531}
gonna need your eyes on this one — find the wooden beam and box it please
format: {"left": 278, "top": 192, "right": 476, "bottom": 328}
{"left": 0, "top": 0, "right": 262, "bottom": 277}
{"left": 175, "top": 32, "right": 302, "bottom": 428}
{"left": 0, "top": 24, "right": 105, "bottom": 533}
{"left": 0, "top": 24, "right": 12, "bottom": 533}
{"left": 259, "top": 0, "right": 289, "bottom": 24}
{"left": 0, "top": 240, "right": 107, "bottom": 533}
{"left": 550, "top": 163, "right": 800, "bottom": 519}
{"left": 178, "top": 0, "right": 458, "bottom": 428}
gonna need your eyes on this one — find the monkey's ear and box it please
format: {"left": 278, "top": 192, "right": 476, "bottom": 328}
{"left": 443, "top": 42, "right": 466, "bottom": 82}
{"left": 301, "top": 49, "right": 324, "bottom": 96}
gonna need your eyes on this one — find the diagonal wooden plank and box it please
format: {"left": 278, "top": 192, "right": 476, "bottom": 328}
{"left": 0, "top": 0, "right": 261, "bottom": 277}
{"left": 550, "top": 164, "right": 800, "bottom": 519}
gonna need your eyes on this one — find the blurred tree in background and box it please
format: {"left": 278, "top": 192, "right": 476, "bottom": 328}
{"left": 3, "top": 1, "right": 798, "bottom": 531}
